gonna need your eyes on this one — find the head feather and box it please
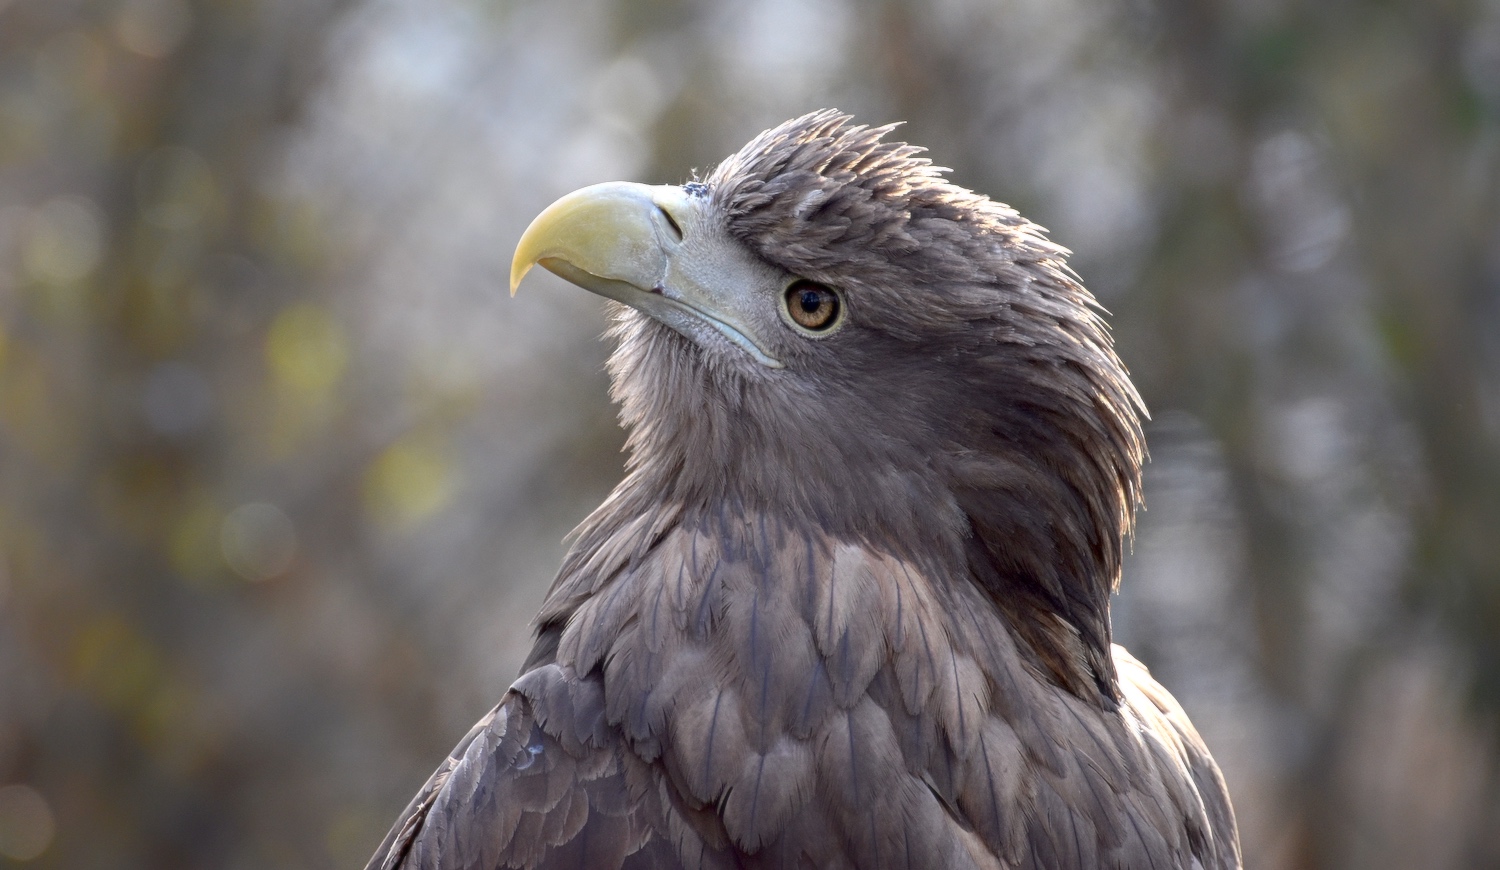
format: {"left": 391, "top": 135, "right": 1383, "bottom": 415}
{"left": 611, "top": 111, "right": 1147, "bottom": 702}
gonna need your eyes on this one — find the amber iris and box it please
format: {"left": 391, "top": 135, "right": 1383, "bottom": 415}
{"left": 784, "top": 281, "right": 840, "bottom": 331}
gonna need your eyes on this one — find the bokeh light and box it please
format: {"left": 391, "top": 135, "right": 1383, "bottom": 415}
{"left": 220, "top": 503, "right": 296, "bottom": 581}
{"left": 115, "top": 0, "right": 194, "bottom": 60}
{"left": 0, "top": 785, "right": 55, "bottom": 861}
{"left": 22, "top": 196, "right": 104, "bottom": 286}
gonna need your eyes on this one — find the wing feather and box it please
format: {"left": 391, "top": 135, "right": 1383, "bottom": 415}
{"left": 369, "top": 676, "right": 669, "bottom": 870}
{"left": 371, "top": 518, "right": 1238, "bottom": 869}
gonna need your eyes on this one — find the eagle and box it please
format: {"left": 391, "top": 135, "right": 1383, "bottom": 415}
{"left": 366, "top": 111, "right": 1240, "bottom": 870}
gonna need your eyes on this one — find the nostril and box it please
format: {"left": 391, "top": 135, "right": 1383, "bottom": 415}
{"left": 657, "top": 205, "right": 684, "bottom": 241}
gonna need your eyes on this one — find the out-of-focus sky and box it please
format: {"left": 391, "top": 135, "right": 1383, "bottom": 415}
{"left": 1, "top": 0, "right": 1498, "bottom": 867}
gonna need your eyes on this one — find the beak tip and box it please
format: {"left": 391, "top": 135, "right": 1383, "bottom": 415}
{"left": 509, "top": 259, "right": 533, "bottom": 297}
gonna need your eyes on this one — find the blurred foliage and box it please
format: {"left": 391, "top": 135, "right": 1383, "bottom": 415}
{"left": 0, "top": 0, "right": 1497, "bottom": 867}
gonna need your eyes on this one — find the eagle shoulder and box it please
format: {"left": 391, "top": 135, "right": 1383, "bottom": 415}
{"left": 365, "top": 670, "right": 670, "bottom": 870}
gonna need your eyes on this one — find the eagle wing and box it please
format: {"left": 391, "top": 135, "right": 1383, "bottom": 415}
{"left": 370, "top": 522, "right": 1237, "bottom": 869}
{"left": 364, "top": 673, "right": 679, "bottom": 870}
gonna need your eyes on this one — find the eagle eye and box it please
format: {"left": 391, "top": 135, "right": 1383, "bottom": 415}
{"left": 783, "top": 281, "right": 841, "bottom": 333}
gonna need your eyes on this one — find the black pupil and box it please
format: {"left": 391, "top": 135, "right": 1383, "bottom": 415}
{"left": 800, "top": 289, "right": 823, "bottom": 313}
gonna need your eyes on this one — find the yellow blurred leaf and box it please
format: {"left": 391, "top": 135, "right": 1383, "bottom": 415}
{"left": 0, "top": 339, "right": 81, "bottom": 472}
{"left": 265, "top": 303, "right": 347, "bottom": 396}
{"left": 170, "top": 498, "right": 227, "bottom": 586}
{"left": 363, "top": 436, "right": 453, "bottom": 527}
{"left": 70, "top": 614, "right": 162, "bottom": 711}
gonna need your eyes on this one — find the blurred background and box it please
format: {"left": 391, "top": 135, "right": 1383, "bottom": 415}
{"left": 0, "top": 0, "right": 1497, "bottom": 866}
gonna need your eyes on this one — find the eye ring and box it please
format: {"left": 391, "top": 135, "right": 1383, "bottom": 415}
{"left": 782, "top": 280, "right": 842, "bottom": 333}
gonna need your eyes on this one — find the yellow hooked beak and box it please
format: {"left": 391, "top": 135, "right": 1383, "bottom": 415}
{"left": 510, "top": 182, "right": 784, "bottom": 368}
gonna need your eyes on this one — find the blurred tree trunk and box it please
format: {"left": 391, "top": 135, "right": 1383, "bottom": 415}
{"left": 2, "top": 1, "right": 354, "bottom": 866}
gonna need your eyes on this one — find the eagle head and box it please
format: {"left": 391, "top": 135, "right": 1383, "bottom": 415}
{"left": 512, "top": 110, "right": 1146, "bottom": 702}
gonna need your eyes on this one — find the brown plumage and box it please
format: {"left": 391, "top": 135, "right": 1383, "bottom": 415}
{"left": 367, "top": 111, "right": 1240, "bottom": 870}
